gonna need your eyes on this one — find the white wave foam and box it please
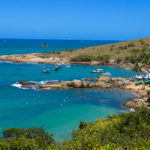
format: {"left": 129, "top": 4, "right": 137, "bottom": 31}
{"left": 0, "top": 61, "right": 13, "bottom": 64}
{"left": 11, "top": 83, "right": 22, "bottom": 88}
{"left": 11, "top": 83, "right": 28, "bottom": 90}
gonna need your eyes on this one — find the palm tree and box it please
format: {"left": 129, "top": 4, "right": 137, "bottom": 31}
{"left": 42, "top": 42, "right": 48, "bottom": 52}
{"left": 133, "top": 62, "right": 142, "bottom": 72}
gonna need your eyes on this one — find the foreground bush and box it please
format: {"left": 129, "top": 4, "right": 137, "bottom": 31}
{"left": 1, "top": 108, "right": 150, "bottom": 149}
{"left": 1, "top": 127, "right": 55, "bottom": 150}
{"left": 61, "top": 108, "right": 150, "bottom": 150}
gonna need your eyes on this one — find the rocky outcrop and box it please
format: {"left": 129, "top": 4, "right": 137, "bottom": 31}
{"left": 83, "top": 81, "right": 90, "bottom": 88}
{"left": 18, "top": 81, "right": 36, "bottom": 85}
{"left": 123, "top": 97, "right": 149, "bottom": 110}
{"left": 97, "top": 76, "right": 111, "bottom": 82}
{"left": 16, "top": 76, "right": 150, "bottom": 109}
{"left": 73, "top": 80, "right": 83, "bottom": 88}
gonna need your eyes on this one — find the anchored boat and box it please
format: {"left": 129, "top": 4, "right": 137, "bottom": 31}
{"left": 42, "top": 69, "right": 50, "bottom": 73}
{"left": 91, "top": 69, "right": 103, "bottom": 73}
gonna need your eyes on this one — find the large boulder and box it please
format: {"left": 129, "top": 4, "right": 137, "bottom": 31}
{"left": 97, "top": 76, "right": 111, "bottom": 82}
{"left": 89, "top": 82, "right": 96, "bottom": 88}
{"left": 95, "top": 81, "right": 111, "bottom": 88}
{"left": 39, "top": 84, "right": 50, "bottom": 89}
{"left": 63, "top": 81, "right": 73, "bottom": 87}
{"left": 123, "top": 100, "right": 136, "bottom": 109}
{"left": 18, "top": 81, "right": 36, "bottom": 85}
{"left": 83, "top": 81, "right": 90, "bottom": 88}
{"left": 73, "top": 80, "right": 83, "bottom": 88}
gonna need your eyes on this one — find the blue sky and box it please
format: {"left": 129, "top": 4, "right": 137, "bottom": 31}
{"left": 0, "top": 0, "right": 150, "bottom": 40}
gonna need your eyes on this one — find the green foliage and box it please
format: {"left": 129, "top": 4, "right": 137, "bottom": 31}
{"left": 52, "top": 49, "right": 56, "bottom": 54}
{"left": 139, "top": 40, "right": 145, "bottom": 45}
{"left": 128, "top": 42, "right": 135, "bottom": 47}
{"left": 133, "top": 62, "right": 142, "bottom": 72}
{"left": 1, "top": 109, "right": 150, "bottom": 149}
{"left": 118, "top": 45, "right": 127, "bottom": 49}
{"left": 97, "top": 55, "right": 110, "bottom": 63}
{"left": 131, "top": 48, "right": 141, "bottom": 54}
{"left": 71, "top": 55, "right": 96, "bottom": 62}
{"left": 61, "top": 108, "right": 150, "bottom": 150}
{"left": 2, "top": 127, "right": 55, "bottom": 149}
{"left": 78, "top": 121, "right": 87, "bottom": 130}
{"left": 116, "top": 57, "right": 122, "bottom": 63}
{"left": 42, "top": 42, "right": 48, "bottom": 48}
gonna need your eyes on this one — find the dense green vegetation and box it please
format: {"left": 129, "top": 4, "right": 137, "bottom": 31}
{"left": 1, "top": 108, "right": 150, "bottom": 149}
{"left": 71, "top": 54, "right": 110, "bottom": 63}
{"left": 71, "top": 55, "right": 96, "bottom": 62}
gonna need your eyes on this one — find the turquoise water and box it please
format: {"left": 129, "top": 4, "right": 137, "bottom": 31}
{"left": 0, "top": 39, "right": 119, "bottom": 55}
{"left": 0, "top": 62, "right": 137, "bottom": 141}
{"left": 0, "top": 39, "right": 137, "bottom": 141}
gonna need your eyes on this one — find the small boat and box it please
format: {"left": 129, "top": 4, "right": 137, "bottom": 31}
{"left": 65, "top": 65, "right": 71, "bottom": 68}
{"left": 54, "top": 67, "right": 59, "bottom": 71}
{"left": 42, "top": 69, "right": 50, "bottom": 73}
{"left": 91, "top": 69, "right": 103, "bottom": 73}
{"left": 102, "top": 72, "right": 112, "bottom": 76}
{"left": 58, "top": 64, "right": 61, "bottom": 69}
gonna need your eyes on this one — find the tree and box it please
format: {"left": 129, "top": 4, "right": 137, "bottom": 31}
{"left": 147, "top": 90, "right": 150, "bottom": 102}
{"left": 133, "top": 62, "right": 142, "bottom": 72}
{"left": 42, "top": 42, "right": 48, "bottom": 52}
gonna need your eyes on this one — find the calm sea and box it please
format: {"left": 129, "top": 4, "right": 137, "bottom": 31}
{"left": 0, "top": 39, "right": 137, "bottom": 141}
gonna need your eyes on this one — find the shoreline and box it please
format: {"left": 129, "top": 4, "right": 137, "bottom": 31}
{"left": 0, "top": 53, "right": 148, "bottom": 110}
{"left": 15, "top": 76, "right": 150, "bottom": 110}
{"left": 0, "top": 53, "right": 133, "bottom": 69}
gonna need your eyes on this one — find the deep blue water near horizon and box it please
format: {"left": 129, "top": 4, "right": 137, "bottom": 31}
{"left": 0, "top": 39, "right": 137, "bottom": 141}
{"left": 0, "top": 39, "right": 119, "bottom": 55}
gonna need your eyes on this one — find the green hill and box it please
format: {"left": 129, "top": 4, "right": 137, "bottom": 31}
{"left": 50, "top": 37, "right": 150, "bottom": 63}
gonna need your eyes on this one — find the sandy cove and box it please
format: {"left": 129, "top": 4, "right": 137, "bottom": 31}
{"left": 0, "top": 53, "right": 149, "bottom": 109}
{"left": 17, "top": 76, "right": 150, "bottom": 110}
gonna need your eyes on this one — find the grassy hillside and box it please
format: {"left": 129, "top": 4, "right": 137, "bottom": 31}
{"left": 48, "top": 37, "right": 150, "bottom": 63}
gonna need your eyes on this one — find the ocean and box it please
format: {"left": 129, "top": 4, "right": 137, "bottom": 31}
{"left": 0, "top": 39, "right": 137, "bottom": 141}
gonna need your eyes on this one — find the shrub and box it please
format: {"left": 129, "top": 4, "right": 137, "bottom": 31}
{"left": 3, "top": 127, "right": 55, "bottom": 147}
{"left": 62, "top": 108, "right": 150, "bottom": 150}
{"left": 116, "top": 57, "right": 122, "bottom": 63}
{"left": 97, "top": 55, "right": 110, "bottom": 63}
{"left": 131, "top": 48, "right": 141, "bottom": 54}
{"left": 128, "top": 42, "right": 135, "bottom": 47}
{"left": 118, "top": 45, "right": 127, "bottom": 49}
{"left": 71, "top": 55, "right": 96, "bottom": 62}
{"left": 52, "top": 49, "right": 56, "bottom": 54}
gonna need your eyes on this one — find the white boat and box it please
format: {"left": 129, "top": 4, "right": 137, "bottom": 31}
{"left": 135, "top": 75, "right": 145, "bottom": 79}
{"left": 91, "top": 69, "right": 103, "bottom": 73}
{"left": 65, "top": 65, "right": 71, "bottom": 68}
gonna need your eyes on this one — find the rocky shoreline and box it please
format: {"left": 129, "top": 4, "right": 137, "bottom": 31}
{"left": 1, "top": 53, "right": 149, "bottom": 110}
{"left": 17, "top": 76, "right": 150, "bottom": 110}
{"left": 0, "top": 53, "right": 133, "bottom": 68}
